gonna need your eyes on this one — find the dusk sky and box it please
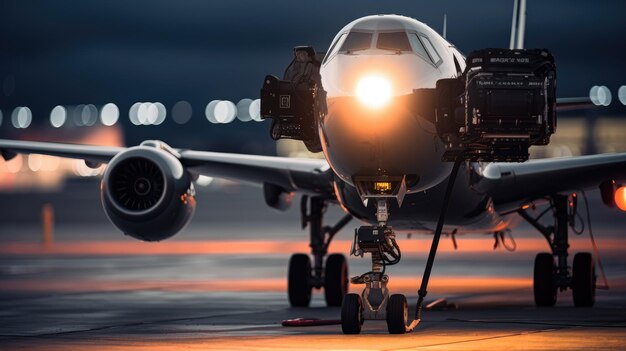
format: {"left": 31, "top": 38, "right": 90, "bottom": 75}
{"left": 1, "top": 0, "right": 624, "bottom": 148}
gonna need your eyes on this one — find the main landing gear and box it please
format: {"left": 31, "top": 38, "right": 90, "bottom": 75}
{"left": 519, "top": 194, "right": 596, "bottom": 307}
{"left": 288, "top": 195, "right": 353, "bottom": 307}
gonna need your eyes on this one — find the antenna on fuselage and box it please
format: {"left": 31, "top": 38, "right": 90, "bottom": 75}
{"left": 442, "top": 13, "right": 447, "bottom": 39}
{"left": 509, "top": 0, "right": 527, "bottom": 49}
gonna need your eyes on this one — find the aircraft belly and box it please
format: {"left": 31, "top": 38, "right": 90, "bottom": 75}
{"left": 335, "top": 164, "right": 510, "bottom": 234}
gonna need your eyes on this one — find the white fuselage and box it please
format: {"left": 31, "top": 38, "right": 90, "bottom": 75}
{"left": 319, "top": 15, "right": 466, "bottom": 194}
{"left": 317, "top": 15, "right": 512, "bottom": 234}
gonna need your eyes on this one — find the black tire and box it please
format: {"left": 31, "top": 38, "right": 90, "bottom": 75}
{"left": 534, "top": 253, "right": 557, "bottom": 307}
{"left": 324, "top": 254, "right": 348, "bottom": 307}
{"left": 288, "top": 253, "right": 312, "bottom": 307}
{"left": 572, "top": 252, "right": 596, "bottom": 307}
{"left": 341, "top": 293, "right": 363, "bottom": 334}
{"left": 386, "top": 294, "right": 408, "bottom": 334}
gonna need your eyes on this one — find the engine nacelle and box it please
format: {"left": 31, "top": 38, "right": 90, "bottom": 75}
{"left": 101, "top": 145, "right": 196, "bottom": 241}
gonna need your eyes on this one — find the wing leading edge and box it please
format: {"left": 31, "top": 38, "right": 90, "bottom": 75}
{"left": 0, "top": 139, "right": 334, "bottom": 195}
{"left": 482, "top": 153, "right": 626, "bottom": 212}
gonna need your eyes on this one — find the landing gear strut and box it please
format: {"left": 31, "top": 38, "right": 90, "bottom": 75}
{"left": 519, "top": 194, "right": 596, "bottom": 307}
{"left": 288, "top": 195, "right": 352, "bottom": 307}
{"left": 342, "top": 159, "right": 464, "bottom": 334}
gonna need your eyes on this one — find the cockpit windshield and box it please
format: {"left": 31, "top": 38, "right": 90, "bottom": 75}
{"left": 376, "top": 32, "right": 411, "bottom": 52}
{"left": 340, "top": 32, "right": 373, "bottom": 52}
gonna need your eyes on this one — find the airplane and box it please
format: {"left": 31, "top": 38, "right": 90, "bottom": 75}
{"left": 1, "top": 0, "right": 625, "bottom": 335}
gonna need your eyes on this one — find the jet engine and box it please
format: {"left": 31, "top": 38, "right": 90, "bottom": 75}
{"left": 100, "top": 143, "right": 196, "bottom": 241}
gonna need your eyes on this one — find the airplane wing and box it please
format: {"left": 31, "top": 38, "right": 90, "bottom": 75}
{"left": 556, "top": 97, "right": 597, "bottom": 112}
{"left": 0, "top": 139, "right": 334, "bottom": 195}
{"left": 483, "top": 153, "right": 626, "bottom": 211}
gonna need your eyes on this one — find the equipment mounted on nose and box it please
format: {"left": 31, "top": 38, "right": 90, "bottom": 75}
{"left": 415, "top": 48, "right": 557, "bottom": 162}
{"left": 260, "top": 46, "right": 326, "bottom": 153}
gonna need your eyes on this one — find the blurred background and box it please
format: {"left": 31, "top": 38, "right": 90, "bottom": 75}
{"left": 0, "top": 0, "right": 625, "bottom": 238}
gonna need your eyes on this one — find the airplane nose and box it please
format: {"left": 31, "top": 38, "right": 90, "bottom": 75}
{"left": 320, "top": 95, "right": 452, "bottom": 193}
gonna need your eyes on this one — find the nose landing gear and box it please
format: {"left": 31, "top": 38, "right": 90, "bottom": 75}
{"left": 342, "top": 159, "right": 464, "bottom": 334}
{"left": 342, "top": 220, "right": 406, "bottom": 334}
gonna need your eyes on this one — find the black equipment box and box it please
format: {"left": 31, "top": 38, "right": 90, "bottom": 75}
{"left": 357, "top": 225, "right": 393, "bottom": 252}
{"left": 435, "top": 48, "right": 556, "bottom": 162}
{"left": 260, "top": 46, "right": 325, "bottom": 153}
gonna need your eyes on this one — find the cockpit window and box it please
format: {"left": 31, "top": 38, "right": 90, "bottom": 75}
{"left": 408, "top": 34, "right": 431, "bottom": 62}
{"left": 323, "top": 33, "right": 347, "bottom": 64}
{"left": 376, "top": 32, "right": 411, "bottom": 52}
{"left": 420, "top": 35, "right": 442, "bottom": 65}
{"left": 340, "top": 32, "right": 373, "bottom": 52}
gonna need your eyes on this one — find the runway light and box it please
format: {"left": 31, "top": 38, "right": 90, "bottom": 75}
{"left": 100, "top": 103, "right": 119, "bottom": 126}
{"left": 616, "top": 186, "right": 626, "bottom": 211}
{"left": 236, "top": 98, "right": 253, "bottom": 122}
{"left": 50, "top": 105, "right": 67, "bottom": 128}
{"left": 249, "top": 99, "right": 262, "bottom": 122}
{"left": 214, "top": 100, "right": 237, "bottom": 123}
{"left": 356, "top": 76, "right": 392, "bottom": 109}
{"left": 11, "top": 107, "right": 32, "bottom": 128}
{"left": 172, "top": 100, "right": 192, "bottom": 124}
{"left": 619, "top": 85, "right": 626, "bottom": 106}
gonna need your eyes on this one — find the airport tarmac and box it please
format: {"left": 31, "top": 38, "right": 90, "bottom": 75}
{"left": 1, "top": 182, "right": 626, "bottom": 350}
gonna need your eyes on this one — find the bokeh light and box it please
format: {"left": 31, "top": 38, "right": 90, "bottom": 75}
{"left": 5, "top": 154, "right": 23, "bottom": 173}
{"left": 618, "top": 85, "right": 626, "bottom": 106}
{"left": 82, "top": 104, "right": 98, "bottom": 126}
{"left": 28, "top": 154, "right": 43, "bottom": 172}
{"left": 129, "top": 102, "right": 141, "bottom": 125}
{"left": 50, "top": 105, "right": 67, "bottom": 128}
{"left": 100, "top": 103, "right": 120, "bottom": 126}
{"left": 236, "top": 98, "right": 252, "bottom": 122}
{"left": 195, "top": 175, "right": 214, "bottom": 187}
{"left": 73, "top": 159, "right": 104, "bottom": 177}
{"left": 205, "top": 100, "right": 220, "bottom": 123}
{"left": 154, "top": 102, "right": 167, "bottom": 125}
{"left": 590, "top": 85, "right": 612, "bottom": 106}
{"left": 172, "top": 100, "right": 192, "bottom": 124}
{"left": 11, "top": 107, "right": 32, "bottom": 128}
{"left": 250, "top": 99, "right": 262, "bottom": 122}
{"left": 213, "top": 100, "right": 237, "bottom": 124}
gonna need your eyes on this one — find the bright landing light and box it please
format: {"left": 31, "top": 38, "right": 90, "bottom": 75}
{"left": 616, "top": 186, "right": 626, "bottom": 212}
{"left": 356, "top": 76, "right": 392, "bottom": 109}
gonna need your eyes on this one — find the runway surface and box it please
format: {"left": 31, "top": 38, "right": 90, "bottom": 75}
{"left": 1, "top": 181, "right": 626, "bottom": 350}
